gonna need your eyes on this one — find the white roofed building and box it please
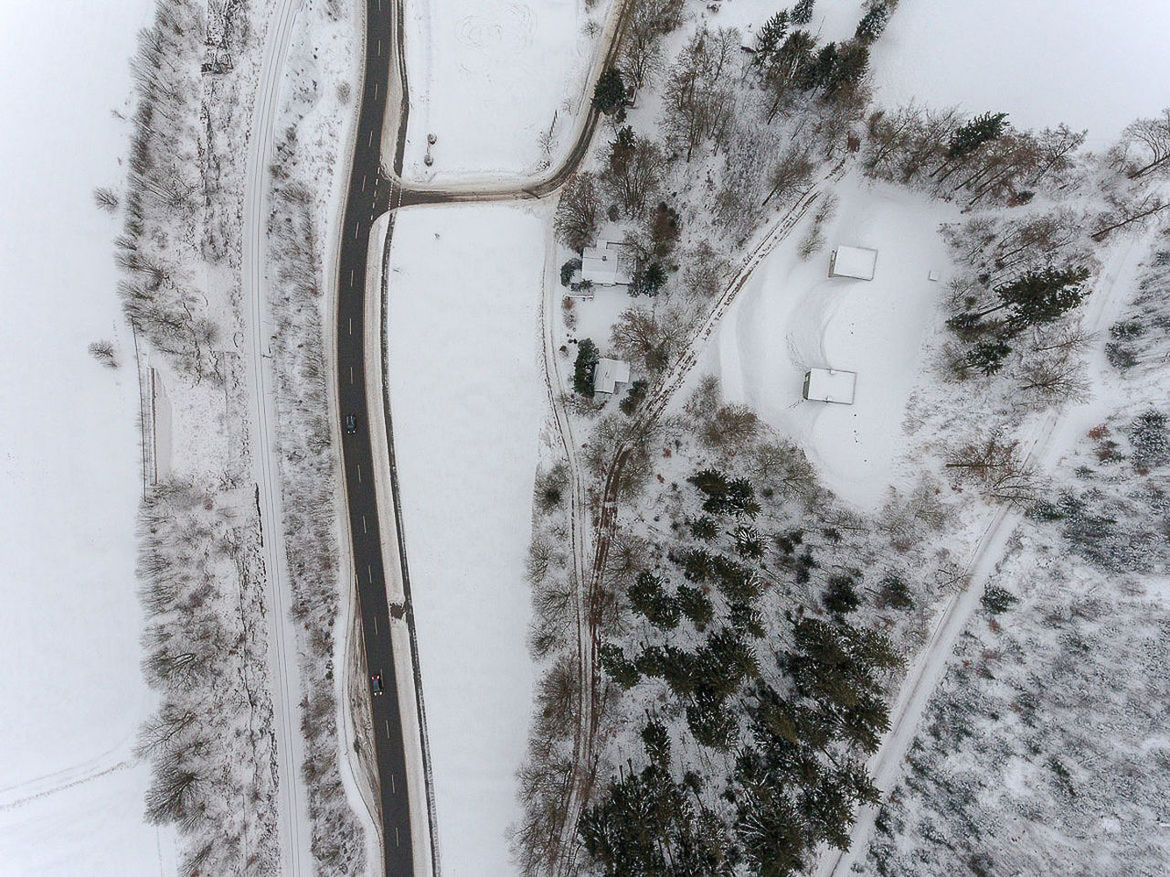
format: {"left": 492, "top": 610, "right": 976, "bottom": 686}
{"left": 828, "top": 245, "right": 878, "bottom": 280}
{"left": 581, "top": 240, "right": 633, "bottom": 286}
{"left": 594, "top": 358, "right": 631, "bottom": 397}
{"left": 802, "top": 368, "right": 857, "bottom": 404}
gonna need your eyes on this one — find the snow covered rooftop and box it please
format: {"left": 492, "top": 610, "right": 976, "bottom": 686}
{"left": 802, "top": 368, "right": 857, "bottom": 404}
{"left": 581, "top": 241, "right": 633, "bottom": 286}
{"left": 829, "top": 245, "right": 878, "bottom": 280}
{"left": 594, "top": 357, "right": 631, "bottom": 396}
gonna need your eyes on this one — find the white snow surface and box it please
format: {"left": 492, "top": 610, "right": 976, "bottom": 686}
{"left": 385, "top": 205, "right": 544, "bottom": 876}
{"left": 402, "top": 0, "right": 594, "bottom": 181}
{"left": 0, "top": 0, "right": 176, "bottom": 873}
{"left": 711, "top": 174, "right": 955, "bottom": 509}
{"left": 870, "top": 0, "right": 1170, "bottom": 144}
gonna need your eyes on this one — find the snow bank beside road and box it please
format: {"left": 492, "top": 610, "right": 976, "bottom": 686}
{"left": 385, "top": 204, "right": 544, "bottom": 876}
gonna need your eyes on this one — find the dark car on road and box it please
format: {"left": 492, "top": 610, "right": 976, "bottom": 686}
{"left": 344, "top": 413, "right": 358, "bottom": 434}
{"left": 371, "top": 672, "right": 384, "bottom": 695}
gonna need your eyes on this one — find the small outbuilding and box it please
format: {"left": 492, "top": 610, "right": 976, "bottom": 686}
{"left": 594, "top": 357, "right": 631, "bottom": 397}
{"left": 802, "top": 368, "right": 857, "bottom": 405}
{"left": 828, "top": 245, "right": 878, "bottom": 281}
{"left": 581, "top": 241, "right": 633, "bottom": 286}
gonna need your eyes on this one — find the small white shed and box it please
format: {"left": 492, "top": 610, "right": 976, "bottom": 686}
{"left": 828, "top": 245, "right": 878, "bottom": 280}
{"left": 594, "top": 358, "right": 631, "bottom": 397}
{"left": 802, "top": 368, "right": 857, "bottom": 404}
{"left": 581, "top": 241, "right": 633, "bottom": 286}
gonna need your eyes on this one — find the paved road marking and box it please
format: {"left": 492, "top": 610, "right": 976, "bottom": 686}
{"left": 374, "top": 82, "right": 379, "bottom": 100}
{"left": 349, "top": 364, "right": 354, "bottom": 384}
{"left": 360, "top": 174, "right": 366, "bottom": 192}
{"left": 354, "top": 220, "right": 361, "bottom": 239}
{"left": 395, "top": 827, "right": 400, "bottom": 848}
{"left": 348, "top": 316, "right": 353, "bottom": 335}
{"left": 391, "top": 772, "right": 396, "bottom": 793}
{"left": 368, "top": 129, "right": 374, "bottom": 147}
{"left": 386, "top": 721, "right": 391, "bottom": 741}
{"left": 356, "top": 463, "right": 362, "bottom": 483}
{"left": 349, "top": 267, "right": 355, "bottom": 287}
{"left": 367, "top": 564, "right": 374, "bottom": 583}
{"left": 377, "top": 39, "right": 382, "bottom": 56}
{"left": 362, "top": 514, "right": 368, "bottom": 534}
{"left": 374, "top": 615, "right": 378, "bottom": 635}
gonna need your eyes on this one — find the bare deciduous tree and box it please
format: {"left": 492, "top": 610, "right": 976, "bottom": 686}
{"left": 601, "top": 133, "right": 664, "bottom": 217}
{"left": 763, "top": 144, "right": 815, "bottom": 205}
{"left": 93, "top": 186, "right": 120, "bottom": 212}
{"left": 946, "top": 436, "right": 1038, "bottom": 507}
{"left": 1090, "top": 190, "right": 1170, "bottom": 241}
{"left": 88, "top": 339, "right": 119, "bottom": 368}
{"left": 1121, "top": 108, "right": 1170, "bottom": 179}
{"left": 554, "top": 172, "right": 600, "bottom": 251}
{"left": 661, "top": 26, "right": 740, "bottom": 161}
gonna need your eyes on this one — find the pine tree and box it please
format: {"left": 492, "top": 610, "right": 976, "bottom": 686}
{"left": 854, "top": 2, "right": 889, "bottom": 43}
{"left": 950, "top": 265, "right": 1090, "bottom": 336}
{"left": 592, "top": 67, "right": 627, "bottom": 116}
{"left": 599, "top": 642, "right": 641, "bottom": 688}
{"left": 965, "top": 338, "right": 1012, "bottom": 375}
{"left": 791, "top": 0, "right": 816, "bottom": 25}
{"left": 981, "top": 586, "right": 1017, "bottom": 614}
{"left": 945, "top": 111, "right": 1009, "bottom": 162}
{"left": 629, "top": 261, "right": 666, "bottom": 297}
{"left": 753, "top": 10, "right": 790, "bottom": 66}
{"left": 689, "top": 516, "right": 718, "bottom": 540}
{"left": 677, "top": 584, "right": 714, "bottom": 629}
{"left": 801, "top": 41, "right": 837, "bottom": 91}
{"left": 997, "top": 265, "right": 1090, "bottom": 329}
{"left": 641, "top": 719, "right": 672, "bottom": 766}
{"left": 823, "top": 575, "right": 860, "bottom": 615}
{"left": 824, "top": 40, "right": 869, "bottom": 96}
{"left": 629, "top": 570, "right": 681, "bottom": 629}
{"left": 572, "top": 338, "right": 600, "bottom": 396}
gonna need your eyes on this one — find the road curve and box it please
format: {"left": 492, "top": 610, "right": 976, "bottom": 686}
{"left": 390, "top": 0, "right": 635, "bottom": 209}
{"left": 336, "top": 1, "right": 635, "bottom": 873}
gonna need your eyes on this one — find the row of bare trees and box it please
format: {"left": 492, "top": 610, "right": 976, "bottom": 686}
{"left": 137, "top": 479, "right": 280, "bottom": 875}
{"left": 864, "top": 106, "right": 1087, "bottom": 205}
{"left": 267, "top": 176, "right": 367, "bottom": 873}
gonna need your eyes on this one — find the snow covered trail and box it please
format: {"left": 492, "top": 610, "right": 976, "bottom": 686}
{"left": 241, "top": 0, "right": 312, "bottom": 872}
{"left": 817, "top": 230, "right": 1154, "bottom": 877}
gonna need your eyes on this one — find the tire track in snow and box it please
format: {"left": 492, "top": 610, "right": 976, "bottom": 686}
{"left": 241, "top": 0, "right": 312, "bottom": 872}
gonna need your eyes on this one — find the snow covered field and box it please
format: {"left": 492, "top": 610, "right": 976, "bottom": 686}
{"left": 711, "top": 174, "right": 955, "bottom": 509}
{"left": 0, "top": 0, "right": 175, "bottom": 872}
{"left": 871, "top": 0, "right": 1170, "bottom": 143}
{"left": 402, "top": 0, "right": 595, "bottom": 181}
{"left": 384, "top": 205, "right": 545, "bottom": 875}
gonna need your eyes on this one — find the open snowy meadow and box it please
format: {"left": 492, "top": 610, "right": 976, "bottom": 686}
{"left": 0, "top": 0, "right": 176, "bottom": 873}
{"left": 871, "top": 0, "right": 1170, "bottom": 144}
{"left": 384, "top": 204, "right": 546, "bottom": 876}
{"left": 402, "top": 0, "right": 595, "bottom": 181}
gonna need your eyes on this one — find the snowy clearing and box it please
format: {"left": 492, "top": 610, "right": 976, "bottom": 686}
{"left": 385, "top": 204, "right": 545, "bottom": 875}
{"left": 711, "top": 173, "right": 956, "bottom": 509}
{"left": 870, "top": 0, "right": 1170, "bottom": 144}
{"left": 0, "top": 0, "right": 174, "bottom": 871}
{"left": 402, "top": 0, "right": 596, "bottom": 181}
